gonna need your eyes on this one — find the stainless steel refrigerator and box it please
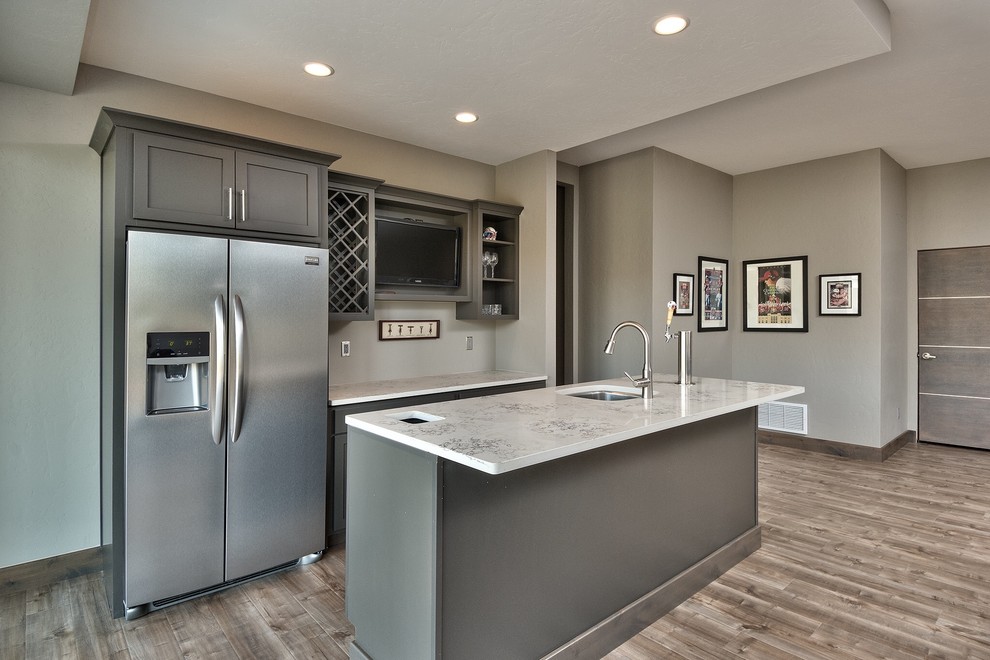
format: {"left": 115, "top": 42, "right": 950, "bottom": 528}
{"left": 114, "top": 229, "right": 328, "bottom": 619}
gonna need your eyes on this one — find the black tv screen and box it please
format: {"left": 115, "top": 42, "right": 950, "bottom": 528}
{"left": 376, "top": 217, "right": 461, "bottom": 288}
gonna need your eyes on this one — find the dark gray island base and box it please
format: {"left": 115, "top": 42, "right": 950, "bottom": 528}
{"left": 347, "top": 407, "right": 760, "bottom": 659}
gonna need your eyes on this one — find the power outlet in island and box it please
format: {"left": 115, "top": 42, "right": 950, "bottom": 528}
{"left": 341, "top": 340, "right": 351, "bottom": 357}
{"left": 466, "top": 336, "right": 473, "bottom": 350}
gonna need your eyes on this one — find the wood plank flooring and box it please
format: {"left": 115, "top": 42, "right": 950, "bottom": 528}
{"left": 4, "top": 441, "right": 990, "bottom": 659}
{"left": 607, "top": 441, "right": 990, "bottom": 659}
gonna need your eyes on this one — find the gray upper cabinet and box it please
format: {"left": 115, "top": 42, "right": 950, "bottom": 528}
{"left": 236, "top": 151, "right": 321, "bottom": 237}
{"left": 133, "top": 132, "right": 234, "bottom": 228}
{"left": 133, "top": 132, "right": 322, "bottom": 238}
{"left": 92, "top": 108, "right": 338, "bottom": 247}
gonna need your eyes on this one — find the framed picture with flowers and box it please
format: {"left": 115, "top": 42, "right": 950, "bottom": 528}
{"left": 742, "top": 256, "right": 809, "bottom": 332}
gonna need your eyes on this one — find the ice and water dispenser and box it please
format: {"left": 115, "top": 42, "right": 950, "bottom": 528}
{"left": 146, "top": 331, "right": 210, "bottom": 414}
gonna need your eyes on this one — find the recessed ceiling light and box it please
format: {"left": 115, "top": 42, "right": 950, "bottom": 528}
{"left": 303, "top": 62, "right": 334, "bottom": 77}
{"left": 455, "top": 112, "right": 478, "bottom": 123}
{"left": 654, "top": 15, "right": 689, "bottom": 36}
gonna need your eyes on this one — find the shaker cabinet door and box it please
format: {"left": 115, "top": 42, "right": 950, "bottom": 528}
{"left": 133, "top": 132, "right": 235, "bottom": 228}
{"left": 235, "top": 151, "right": 321, "bottom": 237}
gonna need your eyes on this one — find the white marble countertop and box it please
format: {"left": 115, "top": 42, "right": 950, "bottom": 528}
{"left": 329, "top": 370, "right": 547, "bottom": 406}
{"left": 346, "top": 375, "right": 804, "bottom": 474}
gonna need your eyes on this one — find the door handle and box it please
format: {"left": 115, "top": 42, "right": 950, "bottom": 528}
{"left": 239, "top": 189, "right": 247, "bottom": 223}
{"left": 230, "top": 294, "right": 245, "bottom": 442}
{"left": 226, "top": 187, "right": 233, "bottom": 221}
{"left": 920, "top": 352, "right": 937, "bottom": 360}
{"left": 211, "top": 295, "right": 226, "bottom": 445}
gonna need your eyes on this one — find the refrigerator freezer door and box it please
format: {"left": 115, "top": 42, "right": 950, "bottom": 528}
{"left": 225, "top": 240, "right": 329, "bottom": 580}
{"left": 124, "top": 231, "right": 228, "bottom": 606}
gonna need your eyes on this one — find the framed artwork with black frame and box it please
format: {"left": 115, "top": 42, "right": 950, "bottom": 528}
{"left": 742, "top": 255, "right": 809, "bottom": 332}
{"left": 819, "top": 273, "right": 861, "bottom": 316}
{"left": 672, "top": 273, "right": 694, "bottom": 315}
{"left": 698, "top": 256, "right": 728, "bottom": 331}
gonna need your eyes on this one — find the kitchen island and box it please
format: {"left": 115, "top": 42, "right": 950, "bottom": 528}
{"left": 345, "top": 375, "right": 803, "bottom": 660}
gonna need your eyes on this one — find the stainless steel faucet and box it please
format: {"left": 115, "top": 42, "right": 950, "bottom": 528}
{"left": 604, "top": 321, "right": 653, "bottom": 399}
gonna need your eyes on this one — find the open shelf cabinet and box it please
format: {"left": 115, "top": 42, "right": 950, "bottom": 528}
{"left": 457, "top": 200, "right": 523, "bottom": 320}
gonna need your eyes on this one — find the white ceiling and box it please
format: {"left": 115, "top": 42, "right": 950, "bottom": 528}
{"left": 2, "top": 0, "right": 988, "bottom": 174}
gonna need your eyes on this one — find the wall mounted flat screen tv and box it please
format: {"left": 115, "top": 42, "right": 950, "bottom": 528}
{"left": 375, "top": 217, "right": 461, "bottom": 288}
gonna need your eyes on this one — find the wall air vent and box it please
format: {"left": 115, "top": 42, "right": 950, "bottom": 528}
{"left": 758, "top": 401, "right": 808, "bottom": 435}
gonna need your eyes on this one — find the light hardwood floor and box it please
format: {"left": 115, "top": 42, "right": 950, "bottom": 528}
{"left": 4, "top": 441, "right": 990, "bottom": 659}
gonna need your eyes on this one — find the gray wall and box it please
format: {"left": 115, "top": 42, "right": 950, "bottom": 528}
{"left": 732, "top": 149, "right": 907, "bottom": 447}
{"left": 577, "top": 148, "right": 733, "bottom": 382}
{"left": 4, "top": 59, "right": 989, "bottom": 569}
{"left": 880, "top": 151, "right": 909, "bottom": 442}
{"left": 0, "top": 66, "right": 526, "bottom": 568}
{"left": 652, "top": 149, "right": 734, "bottom": 377}
{"left": 0, "top": 145, "right": 101, "bottom": 567}
{"left": 578, "top": 150, "right": 655, "bottom": 381}
{"left": 494, "top": 151, "right": 557, "bottom": 382}
{"left": 906, "top": 157, "right": 990, "bottom": 428}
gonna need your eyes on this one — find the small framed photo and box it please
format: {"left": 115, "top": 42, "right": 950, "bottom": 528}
{"left": 698, "top": 257, "right": 728, "bottom": 331}
{"left": 743, "top": 256, "right": 809, "bottom": 332}
{"left": 672, "top": 273, "right": 694, "bottom": 315}
{"left": 819, "top": 273, "right": 861, "bottom": 316}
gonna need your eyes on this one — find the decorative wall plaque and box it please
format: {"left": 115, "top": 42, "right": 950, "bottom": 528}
{"left": 378, "top": 320, "right": 440, "bottom": 340}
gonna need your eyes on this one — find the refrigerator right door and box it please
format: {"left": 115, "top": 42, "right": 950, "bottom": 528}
{"left": 225, "top": 239, "right": 329, "bottom": 580}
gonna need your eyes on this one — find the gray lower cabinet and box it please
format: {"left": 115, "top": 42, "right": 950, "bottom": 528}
{"left": 128, "top": 121, "right": 326, "bottom": 238}
{"left": 327, "top": 379, "right": 545, "bottom": 546}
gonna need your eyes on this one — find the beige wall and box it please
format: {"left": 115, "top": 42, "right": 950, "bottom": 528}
{"left": 0, "top": 66, "right": 535, "bottom": 568}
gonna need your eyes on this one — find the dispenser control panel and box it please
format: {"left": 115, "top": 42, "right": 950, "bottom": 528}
{"left": 147, "top": 332, "right": 209, "bottom": 359}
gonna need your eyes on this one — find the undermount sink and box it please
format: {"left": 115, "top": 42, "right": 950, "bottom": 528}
{"left": 558, "top": 385, "right": 644, "bottom": 401}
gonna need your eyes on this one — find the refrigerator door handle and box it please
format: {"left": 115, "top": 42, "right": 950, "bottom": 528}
{"left": 211, "top": 295, "right": 226, "bottom": 445}
{"left": 230, "top": 294, "right": 246, "bottom": 443}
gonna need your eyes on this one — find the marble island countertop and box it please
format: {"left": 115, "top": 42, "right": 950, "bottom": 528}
{"left": 329, "top": 370, "right": 547, "bottom": 406}
{"left": 346, "top": 375, "right": 804, "bottom": 474}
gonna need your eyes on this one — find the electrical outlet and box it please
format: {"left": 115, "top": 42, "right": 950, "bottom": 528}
{"left": 341, "top": 340, "right": 351, "bottom": 357}
{"left": 466, "top": 336, "right": 473, "bottom": 350}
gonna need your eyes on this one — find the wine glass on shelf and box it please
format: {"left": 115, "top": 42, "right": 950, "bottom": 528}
{"left": 489, "top": 252, "right": 499, "bottom": 279}
{"left": 482, "top": 251, "right": 493, "bottom": 279}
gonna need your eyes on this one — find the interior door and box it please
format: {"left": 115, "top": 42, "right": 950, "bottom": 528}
{"left": 918, "top": 246, "right": 990, "bottom": 449}
{"left": 225, "top": 239, "right": 329, "bottom": 580}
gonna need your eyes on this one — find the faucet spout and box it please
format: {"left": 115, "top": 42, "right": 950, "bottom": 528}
{"left": 603, "top": 321, "right": 653, "bottom": 399}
